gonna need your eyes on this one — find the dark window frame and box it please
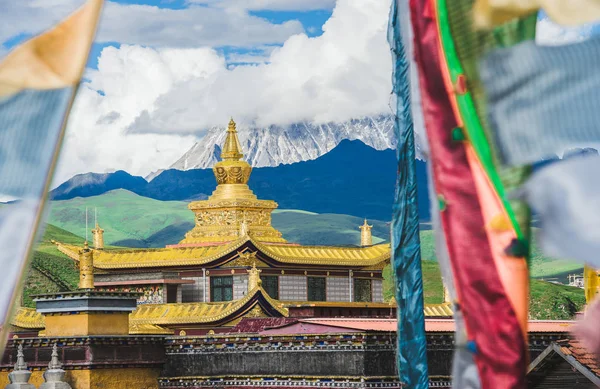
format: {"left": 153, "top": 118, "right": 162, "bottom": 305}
{"left": 307, "top": 276, "right": 326, "bottom": 302}
{"left": 262, "top": 275, "right": 279, "bottom": 299}
{"left": 353, "top": 278, "right": 373, "bottom": 302}
{"left": 210, "top": 276, "right": 233, "bottom": 302}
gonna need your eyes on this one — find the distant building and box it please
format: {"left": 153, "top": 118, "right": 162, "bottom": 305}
{"left": 527, "top": 339, "right": 600, "bottom": 388}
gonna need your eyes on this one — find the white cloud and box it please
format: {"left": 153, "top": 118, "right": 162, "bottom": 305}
{"left": 0, "top": 1, "right": 304, "bottom": 52}
{"left": 190, "top": 0, "right": 336, "bottom": 11}
{"left": 53, "top": 45, "right": 226, "bottom": 184}
{"left": 128, "top": 0, "right": 392, "bottom": 133}
{"left": 50, "top": 0, "right": 393, "bottom": 184}
{"left": 97, "top": 2, "right": 304, "bottom": 47}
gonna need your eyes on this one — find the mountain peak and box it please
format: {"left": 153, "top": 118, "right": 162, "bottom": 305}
{"left": 51, "top": 171, "right": 147, "bottom": 200}
{"left": 170, "top": 116, "right": 396, "bottom": 170}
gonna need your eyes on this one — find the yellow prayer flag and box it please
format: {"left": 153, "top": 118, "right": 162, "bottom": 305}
{"left": 473, "top": 0, "right": 600, "bottom": 29}
{"left": 0, "top": 0, "right": 104, "bottom": 97}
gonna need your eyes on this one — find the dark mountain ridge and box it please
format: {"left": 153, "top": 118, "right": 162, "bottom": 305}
{"left": 51, "top": 140, "right": 430, "bottom": 221}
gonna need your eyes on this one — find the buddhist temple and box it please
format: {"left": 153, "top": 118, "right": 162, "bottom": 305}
{"left": 10, "top": 119, "right": 452, "bottom": 336}
{"left": 3, "top": 120, "right": 586, "bottom": 389}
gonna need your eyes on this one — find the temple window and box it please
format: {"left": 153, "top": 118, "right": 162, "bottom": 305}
{"left": 354, "top": 279, "right": 373, "bottom": 302}
{"left": 210, "top": 276, "right": 234, "bottom": 302}
{"left": 263, "top": 276, "right": 279, "bottom": 299}
{"left": 307, "top": 277, "right": 326, "bottom": 302}
{"left": 166, "top": 285, "right": 178, "bottom": 303}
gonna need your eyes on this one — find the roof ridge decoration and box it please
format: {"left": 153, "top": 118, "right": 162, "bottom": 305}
{"left": 12, "top": 300, "right": 451, "bottom": 332}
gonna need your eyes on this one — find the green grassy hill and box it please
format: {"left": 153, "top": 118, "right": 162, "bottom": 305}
{"left": 19, "top": 190, "right": 585, "bottom": 320}
{"left": 22, "top": 225, "right": 82, "bottom": 307}
{"left": 48, "top": 190, "right": 191, "bottom": 247}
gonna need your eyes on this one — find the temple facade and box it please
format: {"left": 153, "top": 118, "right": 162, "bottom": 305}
{"left": 11, "top": 119, "right": 452, "bottom": 336}
{"left": 55, "top": 119, "right": 389, "bottom": 306}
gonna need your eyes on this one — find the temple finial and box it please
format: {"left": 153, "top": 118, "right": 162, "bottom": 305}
{"left": 79, "top": 241, "right": 94, "bottom": 289}
{"left": 8, "top": 344, "right": 34, "bottom": 388}
{"left": 221, "top": 118, "right": 243, "bottom": 161}
{"left": 91, "top": 219, "right": 104, "bottom": 250}
{"left": 359, "top": 219, "right": 373, "bottom": 247}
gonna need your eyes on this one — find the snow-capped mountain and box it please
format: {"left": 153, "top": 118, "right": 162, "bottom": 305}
{"left": 169, "top": 116, "right": 396, "bottom": 170}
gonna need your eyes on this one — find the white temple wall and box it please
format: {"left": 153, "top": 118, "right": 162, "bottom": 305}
{"left": 181, "top": 276, "right": 205, "bottom": 303}
{"left": 279, "top": 275, "right": 308, "bottom": 301}
{"left": 233, "top": 275, "right": 249, "bottom": 299}
{"left": 372, "top": 279, "right": 384, "bottom": 303}
{"left": 326, "top": 277, "right": 350, "bottom": 302}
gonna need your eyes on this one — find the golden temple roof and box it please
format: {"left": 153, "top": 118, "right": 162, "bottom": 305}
{"left": 131, "top": 286, "right": 288, "bottom": 325}
{"left": 11, "top": 286, "right": 287, "bottom": 332}
{"left": 53, "top": 237, "right": 391, "bottom": 270}
{"left": 423, "top": 303, "right": 454, "bottom": 317}
{"left": 10, "top": 308, "right": 173, "bottom": 335}
{"left": 11, "top": 296, "right": 452, "bottom": 334}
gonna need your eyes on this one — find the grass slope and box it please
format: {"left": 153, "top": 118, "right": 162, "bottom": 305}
{"left": 48, "top": 190, "right": 191, "bottom": 247}
{"left": 22, "top": 225, "right": 83, "bottom": 307}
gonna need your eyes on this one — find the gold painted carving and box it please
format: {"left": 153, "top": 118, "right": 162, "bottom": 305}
{"left": 245, "top": 305, "right": 266, "bottom": 318}
{"left": 236, "top": 251, "right": 257, "bottom": 266}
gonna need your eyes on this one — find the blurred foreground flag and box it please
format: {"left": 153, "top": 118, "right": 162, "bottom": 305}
{"left": 480, "top": 35, "right": 600, "bottom": 166}
{"left": 0, "top": 0, "right": 103, "bottom": 340}
{"left": 473, "top": 0, "right": 600, "bottom": 28}
{"left": 514, "top": 154, "right": 600, "bottom": 267}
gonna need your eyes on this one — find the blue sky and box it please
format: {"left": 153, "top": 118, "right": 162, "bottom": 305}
{"left": 2, "top": 1, "right": 597, "bottom": 184}
{"left": 1, "top": 0, "right": 334, "bottom": 69}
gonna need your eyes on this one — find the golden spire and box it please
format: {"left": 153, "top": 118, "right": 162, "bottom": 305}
{"left": 78, "top": 241, "right": 94, "bottom": 289}
{"left": 359, "top": 219, "right": 373, "bottom": 247}
{"left": 247, "top": 261, "right": 262, "bottom": 292}
{"left": 221, "top": 118, "right": 243, "bottom": 161}
{"left": 179, "top": 119, "right": 286, "bottom": 245}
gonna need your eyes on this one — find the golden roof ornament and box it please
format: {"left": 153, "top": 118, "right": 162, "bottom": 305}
{"left": 91, "top": 222, "right": 104, "bottom": 250}
{"left": 221, "top": 118, "right": 244, "bottom": 161}
{"left": 179, "top": 118, "right": 286, "bottom": 245}
{"left": 78, "top": 241, "right": 94, "bottom": 290}
{"left": 247, "top": 261, "right": 262, "bottom": 292}
{"left": 359, "top": 219, "right": 373, "bottom": 247}
{"left": 239, "top": 218, "right": 249, "bottom": 237}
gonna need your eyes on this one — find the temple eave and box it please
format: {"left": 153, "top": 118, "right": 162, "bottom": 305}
{"left": 51, "top": 238, "right": 391, "bottom": 270}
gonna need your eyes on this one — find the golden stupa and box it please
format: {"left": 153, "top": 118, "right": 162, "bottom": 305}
{"left": 180, "top": 119, "right": 286, "bottom": 245}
